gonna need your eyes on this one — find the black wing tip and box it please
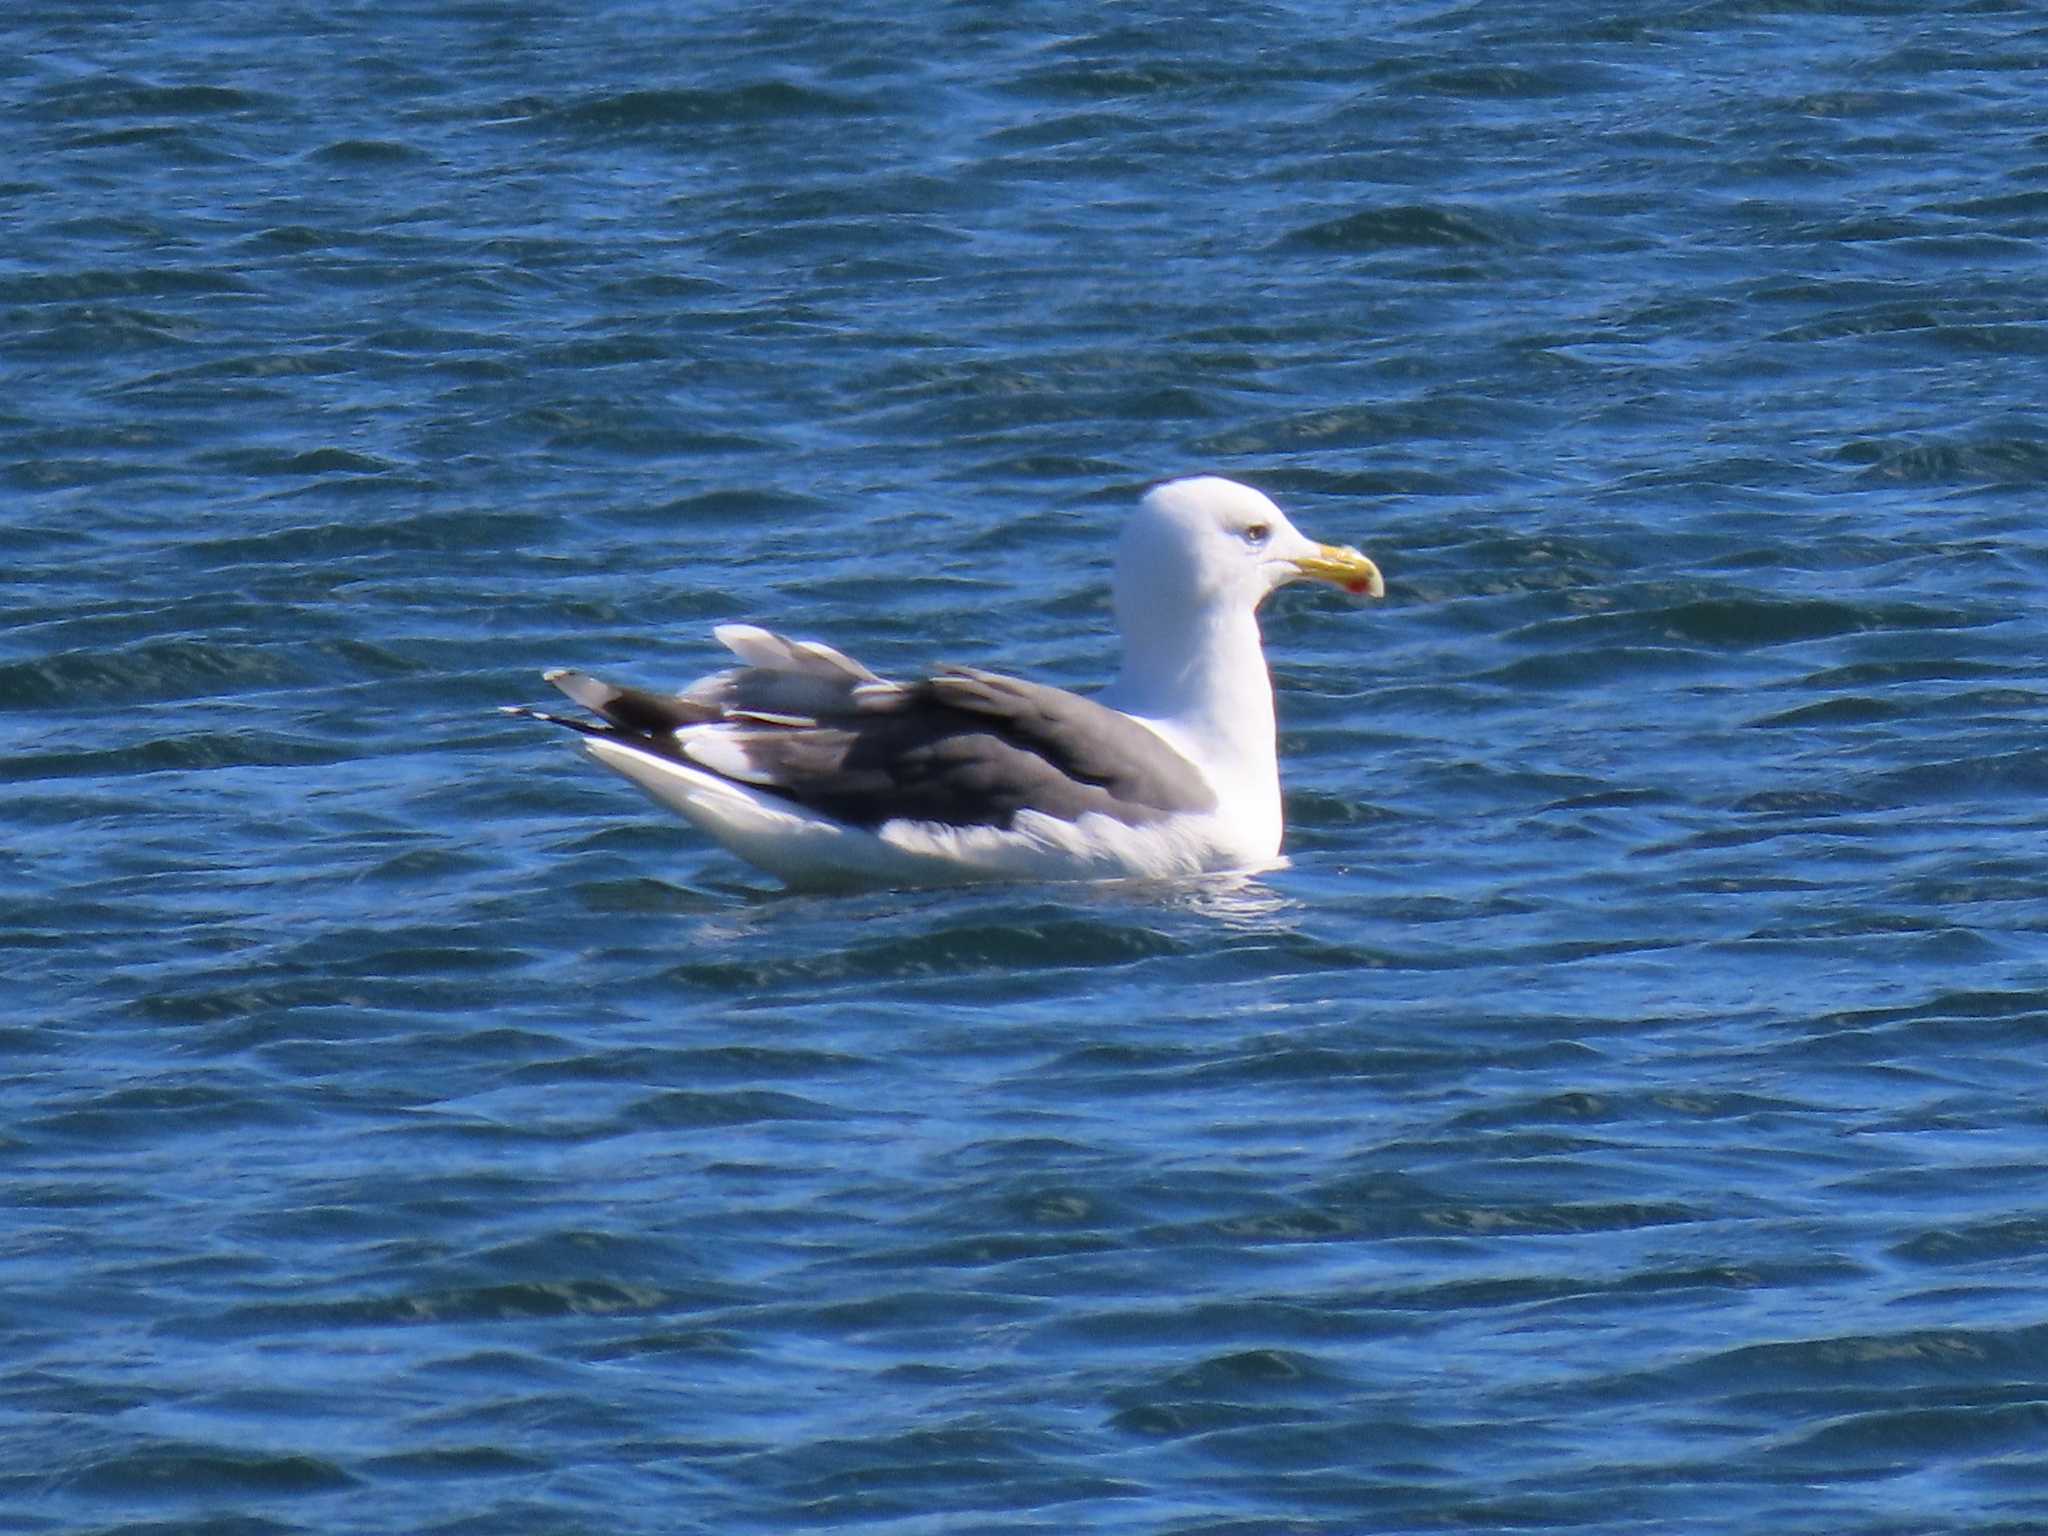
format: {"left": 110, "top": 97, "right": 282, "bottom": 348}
{"left": 501, "top": 703, "right": 603, "bottom": 737}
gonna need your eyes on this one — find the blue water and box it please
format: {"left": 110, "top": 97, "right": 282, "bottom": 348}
{"left": 6, "top": 3, "right": 2048, "bottom": 1531}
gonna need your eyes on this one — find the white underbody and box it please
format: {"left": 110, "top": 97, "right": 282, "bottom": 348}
{"left": 580, "top": 735, "right": 1282, "bottom": 890}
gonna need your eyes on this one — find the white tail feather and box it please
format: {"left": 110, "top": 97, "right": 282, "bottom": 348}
{"left": 713, "top": 624, "right": 877, "bottom": 682}
{"left": 677, "top": 729, "right": 782, "bottom": 786}
{"left": 544, "top": 669, "right": 618, "bottom": 714}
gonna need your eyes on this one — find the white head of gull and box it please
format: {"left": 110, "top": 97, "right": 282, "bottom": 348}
{"left": 1100, "top": 475, "right": 1386, "bottom": 865}
{"left": 508, "top": 476, "right": 1383, "bottom": 888}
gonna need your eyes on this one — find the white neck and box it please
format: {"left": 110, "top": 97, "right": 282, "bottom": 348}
{"left": 1101, "top": 601, "right": 1283, "bottom": 853}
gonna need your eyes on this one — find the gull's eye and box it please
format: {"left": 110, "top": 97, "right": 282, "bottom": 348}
{"left": 1243, "top": 522, "right": 1271, "bottom": 546}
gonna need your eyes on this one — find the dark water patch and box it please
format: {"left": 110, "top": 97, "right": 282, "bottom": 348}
{"left": 584, "top": 1326, "right": 750, "bottom": 1364}
{"left": 1038, "top": 1040, "right": 1203, "bottom": 1083}
{"left": 1279, "top": 203, "right": 1518, "bottom": 253}
{"left": 1748, "top": 696, "right": 1910, "bottom": 728}
{"left": 924, "top": 1174, "right": 1143, "bottom": 1239}
{"left": 1937, "top": 187, "right": 2048, "bottom": 226}
{"left": 1893, "top": 1218, "right": 2048, "bottom": 1269}
{"left": 1513, "top": 591, "right": 1940, "bottom": 653}
{"left": 7, "top": 303, "right": 203, "bottom": 356}
{"left": 1182, "top": 1185, "right": 1705, "bottom": 1247}
{"left": 309, "top": 137, "right": 427, "bottom": 165}
{"left": 1282, "top": 786, "right": 1410, "bottom": 830}
{"left": 1418, "top": 60, "right": 1633, "bottom": 100}
{"left": 463, "top": 1227, "right": 709, "bottom": 1287}
{"left": 524, "top": 413, "right": 778, "bottom": 461}
{"left": 1796, "top": 655, "right": 2018, "bottom": 692}
{"left": 1772, "top": 298, "right": 1988, "bottom": 343}
{"left": 1479, "top": 644, "right": 1716, "bottom": 690}
{"left": 704, "top": 214, "right": 963, "bottom": 268}
{"left": 769, "top": 1459, "right": 1142, "bottom": 1527}
{"left": 517, "top": 80, "right": 879, "bottom": 141}
{"left": 205, "top": 446, "right": 401, "bottom": 479}
{"left": 568, "top": 875, "right": 736, "bottom": 917}
{"left": 29, "top": 76, "right": 275, "bottom": 120}
{"left": 1784, "top": 990, "right": 2048, "bottom": 1071}
{"left": 59, "top": 1443, "right": 354, "bottom": 1502}
{"left": 1861, "top": 747, "right": 2048, "bottom": 802}
{"left": 1763, "top": 1398, "right": 2048, "bottom": 1480}
{"left": 666, "top": 911, "right": 1191, "bottom": 990}
{"left": 54, "top": 122, "right": 251, "bottom": 166}
{"left": 1448, "top": 1086, "right": 1806, "bottom": 1132}
{"left": 27, "top": 1082, "right": 307, "bottom": 1142}
{"left": 3, "top": 731, "right": 357, "bottom": 783}
{"left": 185, "top": 1279, "right": 692, "bottom": 1338}
{"left": 134, "top": 974, "right": 389, "bottom": 1030}
{"left": 362, "top": 1443, "right": 552, "bottom": 1482}
{"left": 0, "top": 267, "right": 258, "bottom": 304}
{"left": 985, "top": 108, "right": 1150, "bottom": 152}
{"left": 766, "top": 1288, "right": 1040, "bottom": 1344}
{"left": 622, "top": 1088, "right": 840, "bottom": 1132}
{"left": 507, "top": 1043, "right": 870, "bottom": 1088}
{"left": 1203, "top": 393, "right": 1551, "bottom": 458}
{"left": 849, "top": 1229, "right": 1122, "bottom": 1274}
{"left": 133, "top": 968, "right": 537, "bottom": 1036}
{"left": 110, "top": 357, "right": 351, "bottom": 407}
{"left": 1150, "top": 1346, "right": 1352, "bottom": 1398}
{"left": 1108, "top": 1348, "right": 1357, "bottom": 1440}
{"left": 184, "top": 507, "right": 553, "bottom": 567}
{"left": 606, "top": 486, "right": 831, "bottom": 533}
{"left": 0, "top": 642, "right": 311, "bottom": 710}
{"left": 1004, "top": 56, "right": 1243, "bottom": 103}
{"left": 1591, "top": 1323, "right": 2047, "bottom": 1413}
{"left": 531, "top": 334, "right": 673, "bottom": 370}
{"left": 1841, "top": 433, "right": 2048, "bottom": 487}
{"left": 1179, "top": 1043, "right": 1473, "bottom": 1090}
{"left": 1108, "top": 1395, "right": 1321, "bottom": 1442}
{"left": 355, "top": 845, "right": 498, "bottom": 885}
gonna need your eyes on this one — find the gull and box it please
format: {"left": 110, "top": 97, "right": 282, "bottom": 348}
{"left": 508, "top": 476, "right": 1383, "bottom": 887}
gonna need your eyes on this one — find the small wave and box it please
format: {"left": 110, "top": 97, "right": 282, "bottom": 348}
{"left": 60, "top": 1442, "right": 355, "bottom": 1499}
{"left": 0, "top": 643, "right": 307, "bottom": 711}
{"left": 308, "top": 138, "right": 427, "bottom": 165}
{"left": 30, "top": 79, "right": 272, "bottom": 120}
{"left": 1841, "top": 434, "right": 2048, "bottom": 487}
{"left": 1279, "top": 203, "right": 1514, "bottom": 253}
{"left": 518, "top": 80, "right": 876, "bottom": 138}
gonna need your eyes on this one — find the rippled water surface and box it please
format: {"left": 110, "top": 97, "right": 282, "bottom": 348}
{"left": 7, "top": 3, "right": 2048, "bottom": 1532}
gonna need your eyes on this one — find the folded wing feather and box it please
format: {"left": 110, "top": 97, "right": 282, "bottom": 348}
{"left": 537, "top": 628, "right": 1217, "bottom": 831}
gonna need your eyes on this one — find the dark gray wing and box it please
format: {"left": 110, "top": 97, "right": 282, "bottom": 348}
{"left": 914, "top": 667, "right": 1217, "bottom": 821}
{"left": 697, "top": 667, "right": 1218, "bottom": 829}
{"left": 515, "top": 652, "right": 1217, "bottom": 831}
